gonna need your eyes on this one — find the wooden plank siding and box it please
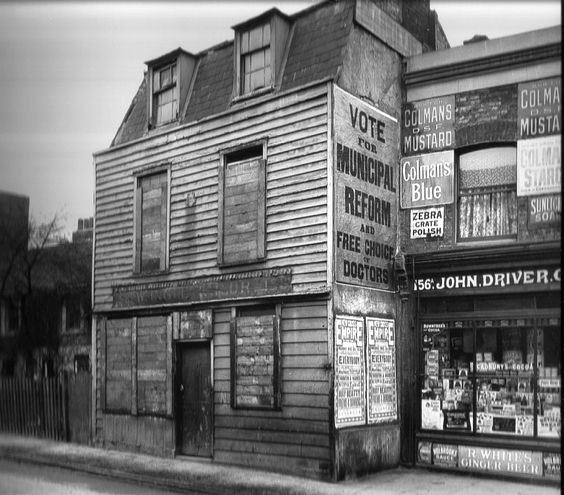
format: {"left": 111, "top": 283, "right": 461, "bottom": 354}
{"left": 213, "top": 300, "right": 331, "bottom": 478}
{"left": 93, "top": 84, "right": 330, "bottom": 311}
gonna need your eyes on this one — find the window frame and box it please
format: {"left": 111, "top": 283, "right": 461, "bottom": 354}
{"left": 419, "top": 316, "right": 561, "bottom": 440}
{"left": 235, "top": 19, "right": 275, "bottom": 98}
{"left": 149, "top": 61, "right": 179, "bottom": 128}
{"left": 230, "top": 304, "right": 282, "bottom": 411}
{"left": 217, "top": 141, "right": 267, "bottom": 266}
{"left": 456, "top": 144, "right": 518, "bottom": 243}
{"left": 133, "top": 165, "right": 171, "bottom": 275}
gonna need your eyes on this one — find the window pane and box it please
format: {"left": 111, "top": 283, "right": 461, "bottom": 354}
{"left": 475, "top": 327, "right": 535, "bottom": 436}
{"left": 250, "top": 50, "right": 265, "bottom": 71}
{"left": 249, "top": 25, "right": 264, "bottom": 52}
{"left": 241, "top": 31, "right": 249, "bottom": 53}
{"left": 537, "top": 325, "right": 561, "bottom": 438}
{"left": 263, "top": 22, "right": 270, "bottom": 45}
{"left": 160, "top": 66, "right": 171, "bottom": 87}
{"left": 250, "top": 70, "right": 265, "bottom": 91}
{"left": 460, "top": 147, "right": 517, "bottom": 188}
{"left": 458, "top": 147, "right": 517, "bottom": 239}
{"left": 153, "top": 71, "right": 160, "bottom": 92}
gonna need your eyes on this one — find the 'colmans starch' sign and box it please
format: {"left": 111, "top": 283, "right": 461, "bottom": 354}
{"left": 334, "top": 86, "right": 398, "bottom": 291}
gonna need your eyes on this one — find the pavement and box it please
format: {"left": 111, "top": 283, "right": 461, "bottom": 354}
{"left": 0, "top": 434, "right": 560, "bottom": 495}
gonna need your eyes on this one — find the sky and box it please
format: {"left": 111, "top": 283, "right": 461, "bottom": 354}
{"left": 0, "top": 1, "right": 561, "bottom": 237}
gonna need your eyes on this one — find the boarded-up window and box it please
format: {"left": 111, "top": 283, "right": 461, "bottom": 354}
{"left": 135, "top": 171, "right": 168, "bottom": 273}
{"left": 137, "top": 315, "right": 171, "bottom": 416}
{"left": 218, "top": 146, "right": 266, "bottom": 265}
{"left": 231, "top": 305, "right": 280, "bottom": 409}
{"left": 105, "top": 318, "right": 132, "bottom": 412}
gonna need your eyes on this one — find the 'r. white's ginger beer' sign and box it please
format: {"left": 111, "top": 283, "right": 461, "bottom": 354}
{"left": 333, "top": 86, "right": 398, "bottom": 290}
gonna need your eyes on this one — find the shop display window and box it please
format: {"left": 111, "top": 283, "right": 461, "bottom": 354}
{"left": 420, "top": 318, "right": 560, "bottom": 439}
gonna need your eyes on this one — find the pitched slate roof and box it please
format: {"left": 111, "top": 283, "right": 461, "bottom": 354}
{"left": 110, "top": 0, "right": 354, "bottom": 148}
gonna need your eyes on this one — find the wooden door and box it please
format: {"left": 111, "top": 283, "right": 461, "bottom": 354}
{"left": 177, "top": 342, "right": 212, "bottom": 457}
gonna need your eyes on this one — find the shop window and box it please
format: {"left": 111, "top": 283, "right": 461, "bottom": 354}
{"left": 458, "top": 147, "right": 517, "bottom": 240}
{"left": 134, "top": 169, "right": 169, "bottom": 274}
{"left": 420, "top": 318, "right": 561, "bottom": 439}
{"left": 218, "top": 144, "right": 266, "bottom": 265}
{"left": 230, "top": 305, "right": 281, "bottom": 409}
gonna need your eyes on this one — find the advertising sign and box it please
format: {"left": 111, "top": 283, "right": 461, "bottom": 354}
{"left": 402, "top": 96, "right": 455, "bottom": 155}
{"left": 458, "top": 446, "right": 543, "bottom": 477}
{"left": 543, "top": 452, "right": 561, "bottom": 480}
{"left": 334, "top": 316, "right": 365, "bottom": 428}
{"left": 414, "top": 266, "right": 561, "bottom": 293}
{"left": 528, "top": 194, "right": 561, "bottom": 227}
{"left": 334, "top": 86, "right": 398, "bottom": 290}
{"left": 517, "top": 135, "right": 561, "bottom": 196}
{"left": 432, "top": 444, "right": 458, "bottom": 467}
{"left": 400, "top": 151, "right": 454, "bottom": 208}
{"left": 518, "top": 77, "right": 561, "bottom": 138}
{"left": 410, "top": 207, "right": 444, "bottom": 238}
{"left": 366, "top": 318, "right": 397, "bottom": 424}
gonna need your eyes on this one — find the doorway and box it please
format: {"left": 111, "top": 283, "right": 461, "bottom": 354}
{"left": 176, "top": 341, "right": 213, "bottom": 457}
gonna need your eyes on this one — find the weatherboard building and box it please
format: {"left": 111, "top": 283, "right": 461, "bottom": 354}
{"left": 92, "top": 0, "right": 560, "bottom": 482}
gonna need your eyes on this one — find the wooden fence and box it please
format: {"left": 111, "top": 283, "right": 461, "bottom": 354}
{"left": 0, "top": 372, "right": 91, "bottom": 443}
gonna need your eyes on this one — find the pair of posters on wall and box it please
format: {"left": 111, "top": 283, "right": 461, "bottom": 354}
{"left": 334, "top": 315, "right": 397, "bottom": 428}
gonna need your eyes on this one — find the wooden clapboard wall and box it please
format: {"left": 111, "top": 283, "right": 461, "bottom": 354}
{"left": 93, "top": 84, "right": 330, "bottom": 311}
{"left": 214, "top": 300, "right": 331, "bottom": 478}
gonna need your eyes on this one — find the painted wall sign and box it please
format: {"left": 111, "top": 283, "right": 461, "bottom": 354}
{"left": 528, "top": 194, "right": 561, "bottom": 227}
{"left": 517, "top": 135, "right": 561, "bottom": 196}
{"left": 112, "top": 268, "right": 293, "bottom": 307}
{"left": 366, "top": 317, "right": 397, "bottom": 424}
{"left": 334, "top": 86, "right": 398, "bottom": 291}
{"left": 414, "top": 267, "right": 561, "bottom": 292}
{"left": 402, "top": 96, "right": 454, "bottom": 155}
{"left": 400, "top": 151, "right": 454, "bottom": 208}
{"left": 334, "top": 316, "right": 365, "bottom": 428}
{"left": 458, "top": 446, "right": 543, "bottom": 476}
{"left": 410, "top": 207, "right": 444, "bottom": 238}
{"left": 518, "top": 77, "right": 561, "bottom": 138}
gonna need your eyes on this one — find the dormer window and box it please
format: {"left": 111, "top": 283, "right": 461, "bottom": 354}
{"left": 152, "top": 62, "right": 178, "bottom": 126}
{"left": 233, "top": 9, "right": 290, "bottom": 98}
{"left": 146, "top": 48, "right": 196, "bottom": 129}
{"left": 241, "top": 23, "right": 272, "bottom": 93}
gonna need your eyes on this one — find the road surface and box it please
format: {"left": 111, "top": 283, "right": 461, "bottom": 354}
{"left": 0, "top": 458, "right": 185, "bottom": 495}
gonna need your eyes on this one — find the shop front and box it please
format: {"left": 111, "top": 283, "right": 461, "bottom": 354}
{"left": 412, "top": 247, "right": 560, "bottom": 483}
